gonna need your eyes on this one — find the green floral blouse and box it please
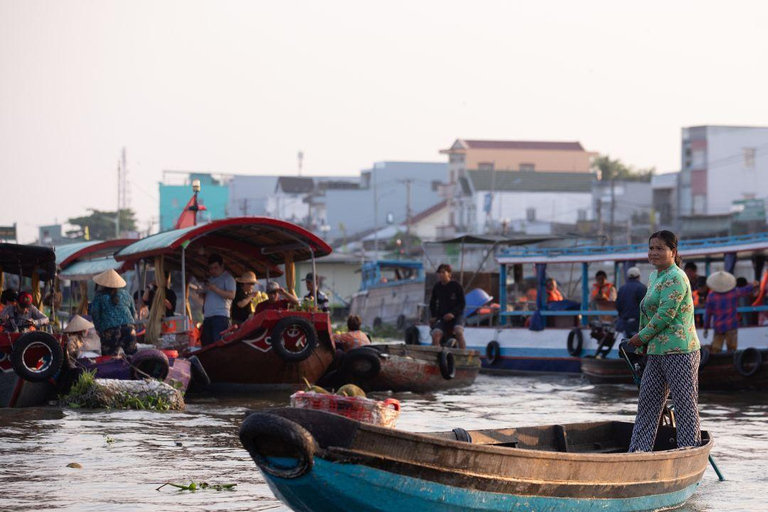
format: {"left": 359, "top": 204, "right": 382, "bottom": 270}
{"left": 637, "top": 263, "right": 700, "bottom": 355}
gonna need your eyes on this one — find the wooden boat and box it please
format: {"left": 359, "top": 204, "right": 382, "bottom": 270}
{"left": 582, "top": 347, "right": 768, "bottom": 390}
{"left": 321, "top": 344, "right": 481, "bottom": 393}
{"left": 349, "top": 260, "right": 425, "bottom": 329}
{"left": 239, "top": 408, "right": 713, "bottom": 512}
{"left": 114, "top": 217, "right": 336, "bottom": 389}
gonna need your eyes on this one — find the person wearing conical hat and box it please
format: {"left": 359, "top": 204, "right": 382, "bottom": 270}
{"left": 90, "top": 269, "right": 137, "bottom": 356}
{"left": 703, "top": 271, "right": 757, "bottom": 353}
{"left": 231, "top": 271, "right": 261, "bottom": 325}
{"left": 63, "top": 314, "right": 95, "bottom": 362}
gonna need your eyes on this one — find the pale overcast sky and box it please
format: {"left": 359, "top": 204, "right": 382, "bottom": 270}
{"left": 2, "top": 1, "right": 768, "bottom": 243}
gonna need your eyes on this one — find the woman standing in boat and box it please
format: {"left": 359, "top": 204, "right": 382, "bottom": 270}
{"left": 91, "top": 269, "right": 138, "bottom": 356}
{"left": 628, "top": 230, "right": 700, "bottom": 452}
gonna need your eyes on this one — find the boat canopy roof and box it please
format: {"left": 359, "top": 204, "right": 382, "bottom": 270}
{"left": 56, "top": 239, "right": 135, "bottom": 268}
{"left": 363, "top": 260, "right": 423, "bottom": 270}
{"left": 115, "top": 217, "right": 333, "bottom": 279}
{"left": 497, "top": 232, "right": 768, "bottom": 265}
{"left": 59, "top": 258, "right": 126, "bottom": 281}
{"left": 435, "top": 234, "right": 558, "bottom": 246}
{"left": 0, "top": 243, "right": 57, "bottom": 280}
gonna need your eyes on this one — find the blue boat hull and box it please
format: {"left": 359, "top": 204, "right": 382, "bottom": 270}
{"left": 262, "top": 457, "right": 699, "bottom": 512}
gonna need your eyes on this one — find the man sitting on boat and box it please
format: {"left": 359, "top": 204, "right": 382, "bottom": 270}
{"left": 429, "top": 264, "right": 466, "bottom": 349}
{"left": 254, "top": 281, "right": 299, "bottom": 313}
{"left": 303, "top": 273, "right": 330, "bottom": 313}
{"left": 615, "top": 267, "right": 646, "bottom": 337}
{"left": 333, "top": 314, "right": 371, "bottom": 352}
{"left": 0, "top": 291, "right": 49, "bottom": 332}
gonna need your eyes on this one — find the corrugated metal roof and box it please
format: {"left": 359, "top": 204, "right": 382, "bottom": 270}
{"left": 463, "top": 140, "right": 585, "bottom": 151}
{"left": 467, "top": 170, "right": 595, "bottom": 193}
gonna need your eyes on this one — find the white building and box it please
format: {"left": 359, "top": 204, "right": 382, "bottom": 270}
{"left": 679, "top": 125, "right": 768, "bottom": 217}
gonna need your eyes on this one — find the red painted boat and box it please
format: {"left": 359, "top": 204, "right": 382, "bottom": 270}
{"left": 115, "top": 217, "right": 336, "bottom": 389}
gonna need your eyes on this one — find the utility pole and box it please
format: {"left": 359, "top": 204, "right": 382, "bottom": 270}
{"left": 609, "top": 177, "right": 616, "bottom": 246}
{"left": 373, "top": 170, "right": 379, "bottom": 263}
{"left": 298, "top": 151, "right": 304, "bottom": 176}
{"left": 398, "top": 178, "right": 414, "bottom": 255}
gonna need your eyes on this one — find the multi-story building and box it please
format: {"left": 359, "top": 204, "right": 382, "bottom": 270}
{"left": 679, "top": 125, "right": 768, "bottom": 218}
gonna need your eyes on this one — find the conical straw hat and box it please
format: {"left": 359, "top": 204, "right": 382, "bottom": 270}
{"left": 706, "top": 271, "right": 736, "bottom": 294}
{"left": 93, "top": 269, "right": 126, "bottom": 288}
{"left": 236, "top": 271, "right": 259, "bottom": 284}
{"left": 63, "top": 314, "right": 95, "bottom": 333}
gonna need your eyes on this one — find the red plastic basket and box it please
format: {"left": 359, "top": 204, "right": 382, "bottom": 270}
{"left": 290, "top": 391, "right": 400, "bottom": 428}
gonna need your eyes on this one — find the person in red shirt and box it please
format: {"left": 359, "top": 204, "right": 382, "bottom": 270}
{"left": 333, "top": 314, "right": 371, "bottom": 352}
{"left": 253, "top": 281, "right": 299, "bottom": 314}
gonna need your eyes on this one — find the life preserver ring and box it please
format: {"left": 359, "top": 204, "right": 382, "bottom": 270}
{"left": 188, "top": 355, "right": 211, "bottom": 387}
{"left": 404, "top": 325, "right": 420, "bottom": 345}
{"left": 269, "top": 316, "right": 318, "bottom": 362}
{"left": 130, "top": 349, "right": 170, "bottom": 381}
{"left": 486, "top": 341, "right": 501, "bottom": 366}
{"left": 734, "top": 348, "right": 762, "bottom": 377}
{"left": 439, "top": 349, "right": 456, "bottom": 380}
{"left": 699, "top": 347, "right": 710, "bottom": 369}
{"left": 342, "top": 346, "right": 381, "bottom": 379}
{"left": 239, "top": 413, "right": 316, "bottom": 479}
{"left": 11, "top": 332, "right": 64, "bottom": 382}
{"left": 567, "top": 329, "right": 584, "bottom": 357}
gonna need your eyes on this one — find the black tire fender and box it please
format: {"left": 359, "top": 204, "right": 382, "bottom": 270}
{"left": 269, "top": 316, "right": 318, "bottom": 362}
{"left": 567, "top": 329, "right": 584, "bottom": 357}
{"left": 11, "top": 332, "right": 64, "bottom": 382}
{"left": 486, "top": 341, "right": 501, "bottom": 366}
{"left": 404, "top": 325, "right": 420, "bottom": 345}
{"left": 734, "top": 347, "right": 762, "bottom": 378}
{"left": 452, "top": 428, "right": 472, "bottom": 443}
{"left": 342, "top": 346, "right": 381, "bottom": 379}
{"left": 439, "top": 349, "right": 456, "bottom": 380}
{"left": 188, "top": 355, "right": 211, "bottom": 387}
{"left": 239, "top": 413, "right": 316, "bottom": 479}
{"left": 130, "top": 349, "right": 170, "bottom": 381}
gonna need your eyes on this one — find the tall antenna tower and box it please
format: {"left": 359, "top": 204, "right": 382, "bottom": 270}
{"left": 297, "top": 151, "right": 304, "bottom": 176}
{"left": 116, "top": 147, "right": 129, "bottom": 237}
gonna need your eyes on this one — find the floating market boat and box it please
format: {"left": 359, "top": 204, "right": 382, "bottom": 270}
{"left": 413, "top": 233, "right": 768, "bottom": 375}
{"left": 321, "top": 344, "right": 481, "bottom": 393}
{"left": 349, "top": 260, "right": 425, "bottom": 329}
{"left": 582, "top": 347, "right": 768, "bottom": 390}
{"left": 239, "top": 407, "right": 713, "bottom": 512}
{"left": 114, "top": 217, "right": 336, "bottom": 390}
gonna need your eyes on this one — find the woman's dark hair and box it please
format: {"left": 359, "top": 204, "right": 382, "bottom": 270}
{"left": 347, "top": 314, "right": 362, "bottom": 331}
{"left": 595, "top": 270, "right": 607, "bottom": 278}
{"left": 649, "top": 230, "right": 682, "bottom": 266}
{"left": 109, "top": 287, "right": 119, "bottom": 305}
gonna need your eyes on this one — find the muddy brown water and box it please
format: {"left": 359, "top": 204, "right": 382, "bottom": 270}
{"left": 1, "top": 375, "right": 766, "bottom": 511}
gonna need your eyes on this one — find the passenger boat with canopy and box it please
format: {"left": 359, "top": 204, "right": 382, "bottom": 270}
{"left": 114, "top": 216, "right": 336, "bottom": 389}
{"left": 240, "top": 407, "right": 713, "bottom": 512}
{"left": 414, "top": 233, "right": 768, "bottom": 375}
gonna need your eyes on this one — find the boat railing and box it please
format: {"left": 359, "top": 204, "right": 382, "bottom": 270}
{"left": 500, "top": 305, "right": 768, "bottom": 320}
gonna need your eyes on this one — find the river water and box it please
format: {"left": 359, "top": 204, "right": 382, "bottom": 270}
{"left": 1, "top": 374, "right": 766, "bottom": 512}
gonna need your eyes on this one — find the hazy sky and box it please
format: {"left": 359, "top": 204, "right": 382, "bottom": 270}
{"left": 2, "top": 1, "right": 768, "bottom": 243}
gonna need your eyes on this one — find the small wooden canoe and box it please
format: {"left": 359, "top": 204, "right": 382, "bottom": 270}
{"left": 581, "top": 348, "right": 768, "bottom": 390}
{"left": 240, "top": 408, "right": 713, "bottom": 512}
{"left": 321, "top": 344, "right": 481, "bottom": 393}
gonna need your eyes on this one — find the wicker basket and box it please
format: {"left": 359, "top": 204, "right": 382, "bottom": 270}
{"left": 290, "top": 391, "right": 401, "bottom": 428}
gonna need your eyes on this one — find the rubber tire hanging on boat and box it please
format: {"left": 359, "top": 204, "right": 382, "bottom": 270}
{"left": 404, "top": 325, "right": 420, "bottom": 345}
{"left": 452, "top": 428, "right": 473, "bottom": 443}
{"left": 733, "top": 347, "right": 762, "bottom": 377}
{"left": 130, "top": 349, "right": 170, "bottom": 381}
{"left": 486, "top": 341, "right": 501, "bottom": 366}
{"left": 567, "top": 329, "right": 584, "bottom": 357}
{"left": 188, "top": 355, "right": 211, "bottom": 386}
{"left": 342, "top": 346, "right": 381, "bottom": 378}
{"left": 269, "top": 316, "right": 318, "bottom": 362}
{"left": 239, "top": 413, "right": 316, "bottom": 479}
{"left": 11, "top": 332, "right": 64, "bottom": 382}
{"left": 439, "top": 349, "right": 456, "bottom": 380}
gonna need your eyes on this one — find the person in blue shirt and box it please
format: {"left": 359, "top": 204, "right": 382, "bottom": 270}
{"left": 90, "top": 269, "right": 137, "bottom": 356}
{"left": 615, "top": 266, "right": 647, "bottom": 337}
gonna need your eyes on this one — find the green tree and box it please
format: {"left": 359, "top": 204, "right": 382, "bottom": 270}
{"left": 593, "top": 155, "right": 655, "bottom": 182}
{"left": 67, "top": 209, "right": 137, "bottom": 240}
